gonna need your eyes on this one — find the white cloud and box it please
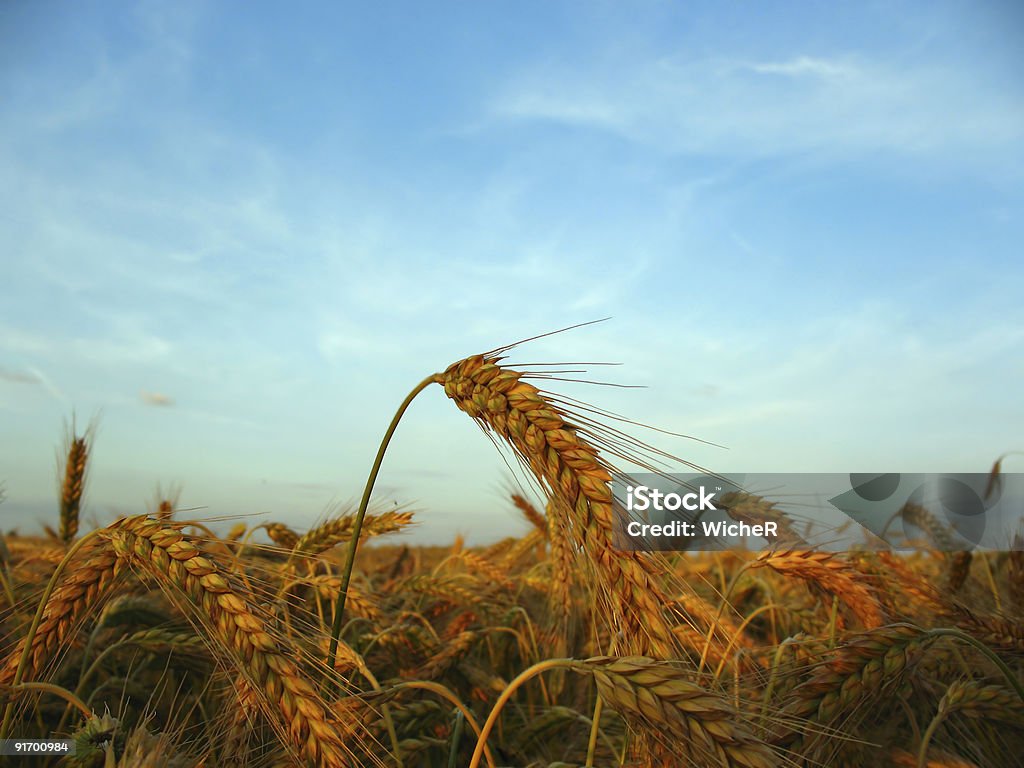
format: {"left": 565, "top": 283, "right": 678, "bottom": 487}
{"left": 490, "top": 53, "right": 1024, "bottom": 164}
{"left": 22, "top": 366, "right": 67, "bottom": 405}
{"left": 744, "top": 56, "right": 855, "bottom": 79}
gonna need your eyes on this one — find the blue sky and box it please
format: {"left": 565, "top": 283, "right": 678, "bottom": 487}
{"left": 2, "top": 1, "right": 1022, "bottom": 543}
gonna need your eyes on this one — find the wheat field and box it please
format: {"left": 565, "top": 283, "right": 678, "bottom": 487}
{"left": 0, "top": 350, "right": 1021, "bottom": 767}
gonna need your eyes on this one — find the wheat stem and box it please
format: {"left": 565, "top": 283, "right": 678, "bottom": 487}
{"left": 698, "top": 560, "right": 755, "bottom": 676}
{"left": 325, "top": 374, "right": 436, "bottom": 686}
{"left": 713, "top": 603, "right": 782, "bottom": 680}
{"left": 977, "top": 552, "right": 1002, "bottom": 612}
{"left": 11, "top": 682, "right": 92, "bottom": 720}
{"left": 446, "top": 710, "right": 465, "bottom": 768}
{"left": 585, "top": 694, "right": 603, "bottom": 768}
{"left": 468, "top": 658, "right": 571, "bottom": 768}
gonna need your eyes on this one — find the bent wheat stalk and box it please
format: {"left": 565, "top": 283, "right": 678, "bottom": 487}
{"left": 328, "top": 348, "right": 687, "bottom": 674}
{"left": 326, "top": 375, "right": 435, "bottom": 682}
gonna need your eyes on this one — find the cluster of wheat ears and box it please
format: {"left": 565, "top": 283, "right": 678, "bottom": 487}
{"left": 0, "top": 339, "right": 1021, "bottom": 768}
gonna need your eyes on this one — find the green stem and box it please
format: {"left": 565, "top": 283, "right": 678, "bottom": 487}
{"left": 916, "top": 707, "right": 945, "bottom": 768}
{"left": 344, "top": 658, "right": 403, "bottom": 768}
{"left": 0, "top": 557, "right": 15, "bottom": 612}
{"left": 697, "top": 560, "right": 754, "bottom": 676}
{"left": 324, "top": 375, "right": 436, "bottom": 688}
{"left": 759, "top": 636, "right": 798, "bottom": 733}
{"left": 447, "top": 710, "right": 465, "bottom": 768}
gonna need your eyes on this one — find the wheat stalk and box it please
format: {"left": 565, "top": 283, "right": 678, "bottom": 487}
{"left": 774, "top": 624, "right": 957, "bottom": 764}
{"left": 1008, "top": 531, "right": 1024, "bottom": 611}
{"left": 899, "top": 502, "right": 958, "bottom": 550}
{"left": 0, "top": 539, "right": 117, "bottom": 689}
{"left": 546, "top": 499, "right": 575, "bottom": 659}
{"left": 579, "top": 656, "right": 779, "bottom": 768}
{"left": 510, "top": 493, "right": 548, "bottom": 535}
{"left": 933, "top": 679, "right": 1024, "bottom": 721}
{"left": 946, "top": 550, "right": 972, "bottom": 593}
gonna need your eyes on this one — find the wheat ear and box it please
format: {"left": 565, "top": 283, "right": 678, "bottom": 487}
{"left": 58, "top": 428, "right": 90, "bottom": 544}
{"left": 434, "top": 354, "right": 679, "bottom": 656}
{"left": 754, "top": 550, "right": 885, "bottom": 629}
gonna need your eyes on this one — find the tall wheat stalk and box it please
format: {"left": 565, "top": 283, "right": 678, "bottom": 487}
{"left": 328, "top": 344, "right": 692, "bottom": 672}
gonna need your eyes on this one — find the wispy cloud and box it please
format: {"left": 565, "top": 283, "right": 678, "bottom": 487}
{"left": 490, "top": 53, "right": 1024, "bottom": 166}
{"left": 17, "top": 366, "right": 68, "bottom": 405}
{"left": 744, "top": 56, "right": 855, "bottom": 79}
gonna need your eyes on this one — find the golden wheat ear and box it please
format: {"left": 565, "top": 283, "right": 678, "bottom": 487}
{"left": 57, "top": 418, "right": 95, "bottom": 545}
{"left": 433, "top": 352, "right": 687, "bottom": 657}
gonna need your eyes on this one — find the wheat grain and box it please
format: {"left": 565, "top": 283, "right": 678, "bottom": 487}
{"left": 4, "top": 516, "right": 354, "bottom": 767}
{"left": 719, "top": 492, "right": 805, "bottom": 547}
{"left": 109, "top": 516, "right": 355, "bottom": 767}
